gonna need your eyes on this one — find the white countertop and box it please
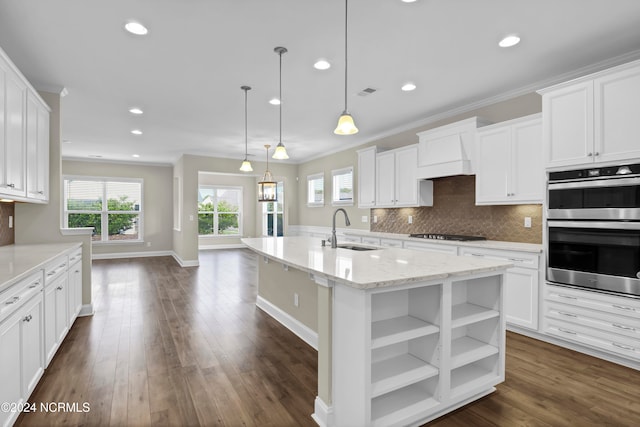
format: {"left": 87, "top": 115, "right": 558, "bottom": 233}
{"left": 0, "top": 242, "right": 82, "bottom": 293}
{"left": 343, "top": 230, "right": 543, "bottom": 253}
{"left": 242, "top": 236, "right": 512, "bottom": 289}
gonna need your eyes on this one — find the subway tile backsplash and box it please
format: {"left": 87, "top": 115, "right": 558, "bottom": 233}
{"left": 370, "top": 175, "right": 542, "bottom": 244}
{"left": 0, "top": 202, "right": 15, "bottom": 246}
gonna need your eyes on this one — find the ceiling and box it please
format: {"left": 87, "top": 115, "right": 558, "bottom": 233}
{"left": 1, "top": 0, "right": 640, "bottom": 166}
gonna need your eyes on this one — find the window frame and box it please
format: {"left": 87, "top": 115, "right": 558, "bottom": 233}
{"left": 197, "top": 185, "right": 243, "bottom": 238}
{"left": 62, "top": 175, "right": 144, "bottom": 244}
{"left": 331, "top": 166, "right": 354, "bottom": 206}
{"left": 307, "top": 172, "right": 325, "bottom": 207}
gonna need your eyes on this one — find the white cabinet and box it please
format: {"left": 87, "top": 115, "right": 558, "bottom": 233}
{"left": 67, "top": 249, "right": 83, "bottom": 324}
{"left": 475, "top": 114, "right": 543, "bottom": 205}
{"left": 459, "top": 247, "right": 540, "bottom": 331}
{"left": 0, "top": 271, "right": 44, "bottom": 427}
{"left": 0, "top": 46, "right": 50, "bottom": 203}
{"left": 43, "top": 255, "right": 69, "bottom": 366}
{"left": 403, "top": 240, "right": 458, "bottom": 255}
{"left": 375, "top": 145, "right": 433, "bottom": 208}
{"left": 544, "top": 284, "right": 640, "bottom": 361}
{"left": 357, "top": 146, "right": 376, "bottom": 208}
{"left": 540, "top": 59, "right": 640, "bottom": 169}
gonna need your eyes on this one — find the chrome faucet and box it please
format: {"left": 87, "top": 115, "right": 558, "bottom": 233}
{"left": 330, "top": 208, "right": 351, "bottom": 248}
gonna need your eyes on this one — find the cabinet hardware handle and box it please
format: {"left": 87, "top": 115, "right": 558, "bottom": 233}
{"left": 587, "top": 152, "right": 593, "bottom": 157}
{"left": 594, "top": 152, "right": 600, "bottom": 156}
{"left": 557, "top": 294, "right": 577, "bottom": 300}
{"left": 75, "top": 270, "right": 80, "bottom": 273}
{"left": 37, "top": 191, "right": 44, "bottom": 194}
{"left": 5, "top": 296, "right": 20, "bottom": 305}
{"left": 23, "top": 314, "right": 32, "bottom": 322}
{"left": 612, "top": 323, "right": 636, "bottom": 332}
{"left": 470, "top": 253, "right": 484, "bottom": 257}
{"left": 612, "top": 342, "right": 635, "bottom": 351}
{"left": 57, "top": 286, "right": 63, "bottom": 291}
{"left": 7, "top": 183, "right": 15, "bottom": 188}
{"left": 558, "top": 327, "right": 577, "bottom": 335}
{"left": 508, "top": 258, "right": 525, "bottom": 262}
{"left": 558, "top": 311, "right": 577, "bottom": 318}
{"left": 612, "top": 304, "right": 635, "bottom": 312}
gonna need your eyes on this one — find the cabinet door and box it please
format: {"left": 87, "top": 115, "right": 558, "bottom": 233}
{"left": 475, "top": 127, "right": 510, "bottom": 204}
{"left": 594, "top": 65, "right": 640, "bottom": 163}
{"left": 3, "top": 69, "right": 27, "bottom": 197}
{"left": 543, "top": 81, "right": 594, "bottom": 168}
{"left": 357, "top": 147, "right": 376, "bottom": 208}
{"left": 26, "top": 92, "right": 49, "bottom": 202}
{"left": 43, "top": 282, "right": 58, "bottom": 365}
{"left": 504, "top": 267, "right": 539, "bottom": 330}
{"left": 21, "top": 294, "right": 44, "bottom": 398}
{"left": 68, "top": 261, "right": 82, "bottom": 323}
{"left": 36, "top": 105, "right": 49, "bottom": 201}
{"left": 510, "top": 119, "right": 543, "bottom": 203}
{"left": 0, "top": 311, "right": 23, "bottom": 427}
{"left": 375, "top": 152, "right": 395, "bottom": 207}
{"left": 55, "top": 278, "right": 69, "bottom": 344}
{"left": 394, "top": 146, "right": 418, "bottom": 206}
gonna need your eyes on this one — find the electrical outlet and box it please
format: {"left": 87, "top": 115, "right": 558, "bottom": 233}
{"left": 294, "top": 293, "right": 299, "bottom": 307}
{"left": 408, "top": 215, "right": 413, "bottom": 224}
{"left": 361, "top": 215, "right": 368, "bottom": 223}
{"left": 373, "top": 215, "right": 378, "bottom": 223}
{"left": 189, "top": 214, "right": 194, "bottom": 221}
{"left": 524, "top": 217, "right": 532, "bottom": 228}
{"left": 8, "top": 215, "right": 13, "bottom": 228}
{"left": 146, "top": 241, "right": 151, "bottom": 247}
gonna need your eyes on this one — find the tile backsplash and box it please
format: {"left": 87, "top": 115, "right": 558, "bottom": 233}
{"left": 370, "top": 175, "right": 542, "bottom": 244}
{"left": 0, "top": 202, "right": 15, "bottom": 246}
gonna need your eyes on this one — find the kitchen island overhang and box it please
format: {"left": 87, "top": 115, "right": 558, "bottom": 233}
{"left": 242, "top": 236, "right": 512, "bottom": 427}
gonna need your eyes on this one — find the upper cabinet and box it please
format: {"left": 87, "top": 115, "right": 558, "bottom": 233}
{"left": 475, "top": 114, "right": 543, "bottom": 205}
{"left": 356, "top": 146, "right": 376, "bottom": 208}
{"left": 375, "top": 144, "right": 433, "bottom": 208}
{"left": 540, "top": 59, "right": 640, "bottom": 169}
{"left": 0, "top": 46, "right": 50, "bottom": 203}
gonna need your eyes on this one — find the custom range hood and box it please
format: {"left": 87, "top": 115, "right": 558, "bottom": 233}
{"left": 416, "top": 117, "right": 491, "bottom": 179}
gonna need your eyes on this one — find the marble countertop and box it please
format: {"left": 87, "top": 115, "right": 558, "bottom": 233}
{"left": 342, "top": 230, "right": 543, "bottom": 253}
{"left": 0, "top": 242, "right": 82, "bottom": 293}
{"left": 242, "top": 236, "right": 512, "bottom": 289}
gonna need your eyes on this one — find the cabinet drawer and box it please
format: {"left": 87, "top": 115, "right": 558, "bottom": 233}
{"left": 68, "top": 248, "right": 82, "bottom": 265}
{"left": 546, "top": 318, "right": 640, "bottom": 360}
{"left": 403, "top": 241, "right": 458, "bottom": 255}
{"left": 546, "top": 301, "right": 640, "bottom": 341}
{"left": 0, "top": 271, "right": 43, "bottom": 322}
{"left": 459, "top": 247, "right": 539, "bottom": 269}
{"left": 379, "top": 238, "right": 402, "bottom": 248}
{"left": 362, "top": 237, "right": 381, "bottom": 245}
{"left": 44, "top": 255, "right": 68, "bottom": 285}
{"left": 545, "top": 284, "right": 640, "bottom": 316}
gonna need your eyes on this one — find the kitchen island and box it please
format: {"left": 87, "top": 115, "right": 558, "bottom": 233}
{"left": 242, "top": 236, "right": 512, "bottom": 427}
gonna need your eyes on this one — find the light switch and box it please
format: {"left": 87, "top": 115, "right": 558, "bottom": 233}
{"left": 373, "top": 215, "right": 378, "bottom": 223}
{"left": 361, "top": 216, "right": 368, "bottom": 223}
{"left": 524, "top": 217, "right": 532, "bottom": 228}
{"left": 408, "top": 215, "right": 413, "bottom": 224}
{"left": 8, "top": 215, "right": 13, "bottom": 228}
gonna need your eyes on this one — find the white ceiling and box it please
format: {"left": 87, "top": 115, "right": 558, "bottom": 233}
{"left": 1, "top": 0, "right": 640, "bottom": 166}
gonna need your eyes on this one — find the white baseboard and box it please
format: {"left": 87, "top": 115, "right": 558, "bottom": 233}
{"left": 256, "top": 295, "right": 318, "bottom": 350}
{"left": 311, "top": 396, "right": 333, "bottom": 427}
{"left": 78, "top": 303, "right": 94, "bottom": 317}
{"left": 171, "top": 252, "right": 199, "bottom": 267}
{"left": 92, "top": 250, "right": 173, "bottom": 260}
{"left": 199, "top": 243, "right": 246, "bottom": 250}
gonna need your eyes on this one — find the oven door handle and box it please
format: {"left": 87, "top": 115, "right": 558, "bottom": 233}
{"left": 547, "top": 220, "right": 640, "bottom": 230}
{"left": 549, "top": 176, "right": 640, "bottom": 190}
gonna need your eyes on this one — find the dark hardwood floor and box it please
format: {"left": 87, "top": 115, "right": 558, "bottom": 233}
{"left": 16, "top": 249, "right": 640, "bottom": 426}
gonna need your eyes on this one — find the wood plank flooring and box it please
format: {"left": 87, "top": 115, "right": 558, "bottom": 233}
{"left": 16, "top": 249, "right": 640, "bottom": 426}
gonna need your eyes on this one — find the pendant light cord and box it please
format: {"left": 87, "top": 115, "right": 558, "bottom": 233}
{"left": 279, "top": 50, "right": 283, "bottom": 145}
{"left": 244, "top": 88, "right": 248, "bottom": 157}
{"left": 344, "top": 0, "right": 349, "bottom": 112}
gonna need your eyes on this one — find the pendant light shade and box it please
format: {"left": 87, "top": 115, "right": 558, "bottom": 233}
{"left": 258, "top": 144, "right": 278, "bottom": 202}
{"left": 272, "top": 47, "right": 289, "bottom": 160}
{"left": 334, "top": 0, "right": 358, "bottom": 135}
{"left": 239, "top": 85, "right": 253, "bottom": 172}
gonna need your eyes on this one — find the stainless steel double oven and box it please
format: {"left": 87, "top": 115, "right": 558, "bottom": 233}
{"left": 547, "top": 163, "right": 640, "bottom": 296}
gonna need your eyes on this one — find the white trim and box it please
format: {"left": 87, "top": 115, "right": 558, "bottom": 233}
{"left": 172, "top": 252, "right": 200, "bottom": 267}
{"left": 256, "top": 295, "right": 318, "bottom": 350}
{"left": 78, "top": 303, "right": 94, "bottom": 317}
{"left": 199, "top": 243, "right": 246, "bottom": 250}
{"left": 307, "top": 172, "right": 325, "bottom": 207}
{"left": 60, "top": 227, "right": 94, "bottom": 236}
{"left": 311, "top": 397, "right": 333, "bottom": 427}
{"left": 92, "top": 250, "right": 174, "bottom": 260}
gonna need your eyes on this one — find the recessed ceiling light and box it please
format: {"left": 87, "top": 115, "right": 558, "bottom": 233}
{"left": 132, "top": 154, "right": 140, "bottom": 158}
{"left": 129, "top": 107, "right": 143, "bottom": 115}
{"left": 499, "top": 34, "right": 520, "bottom": 48}
{"left": 63, "top": 139, "right": 72, "bottom": 144}
{"left": 314, "top": 59, "right": 331, "bottom": 70}
{"left": 401, "top": 0, "right": 418, "bottom": 3}
{"left": 131, "top": 129, "right": 143, "bottom": 135}
{"left": 401, "top": 82, "right": 417, "bottom": 91}
{"left": 124, "top": 21, "right": 148, "bottom": 36}
{"left": 269, "top": 98, "right": 281, "bottom": 105}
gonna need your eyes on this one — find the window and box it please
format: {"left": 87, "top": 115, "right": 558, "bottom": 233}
{"left": 198, "top": 186, "right": 242, "bottom": 236}
{"left": 307, "top": 173, "right": 324, "bottom": 207}
{"left": 63, "top": 177, "right": 143, "bottom": 243}
{"left": 332, "top": 167, "right": 353, "bottom": 206}
{"left": 263, "top": 181, "right": 284, "bottom": 236}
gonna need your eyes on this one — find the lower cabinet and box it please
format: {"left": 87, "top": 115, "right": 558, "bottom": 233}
{"left": 544, "top": 284, "right": 640, "bottom": 360}
{"left": 459, "top": 247, "right": 540, "bottom": 331}
{"left": 332, "top": 272, "right": 505, "bottom": 426}
{"left": 67, "top": 249, "right": 83, "bottom": 325}
{"left": 403, "top": 240, "right": 458, "bottom": 255}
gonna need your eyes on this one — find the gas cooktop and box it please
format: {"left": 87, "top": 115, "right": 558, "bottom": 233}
{"left": 409, "top": 233, "right": 486, "bottom": 241}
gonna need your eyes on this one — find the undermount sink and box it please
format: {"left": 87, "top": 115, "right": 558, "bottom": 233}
{"left": 336, "top": 244, "right": 378, "bottom": 251}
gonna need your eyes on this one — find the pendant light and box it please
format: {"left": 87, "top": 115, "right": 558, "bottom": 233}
{"left": 334, "top": 0, "right": 358, "bottom": 135}
{"left": 258, "top": 144, "right": 278, "bottom": 202}
{"left": 272, "top": 46, "right": 290, "bottom": 160}
{"left": 239, "top": 86, "right": 253, "bottom": 172}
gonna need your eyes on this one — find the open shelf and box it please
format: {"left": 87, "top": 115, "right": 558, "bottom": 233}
{"left": 450, "top": 354, "right": 500, "bottom": 397}
{"left": 371, "top": 379, "right": 440, "bottom": 427}
{"left": 371, "top": 316, "right": 439, "bottom": 349}
{"left": 371, "top": 353, "right": 439, "bottom": 398}
{"left": 451, "top": 302, "right": 499, "bottom": 329}
{"left": 450, "top": 336, "right": 499, "bottom": 369}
